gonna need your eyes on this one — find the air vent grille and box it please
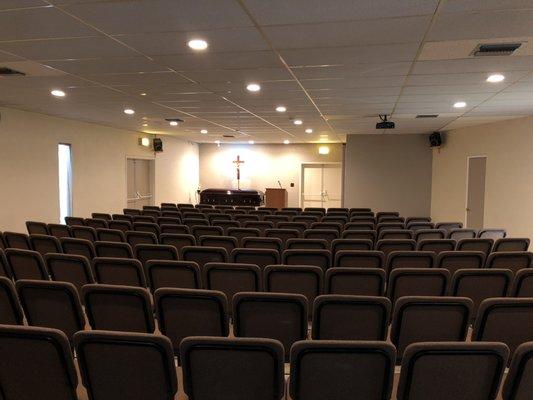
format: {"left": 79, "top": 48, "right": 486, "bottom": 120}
{"left": 222, "top": 135, "right": 235, "bottom": 138}
{"left": 416, "top": 114, "right": 439, "bottom": 118}
{"left": 0, "top": 67, "right": 25, "bottom": 76}
{"left": 472, "top": 43, "right": 522, "bottom": 57}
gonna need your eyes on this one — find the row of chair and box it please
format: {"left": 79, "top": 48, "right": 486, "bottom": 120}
{"left": 2, "top": 273, "right": 533, "bottom": 366}
{"left": 3, "top": 322, "right": 532, "bottom": 400}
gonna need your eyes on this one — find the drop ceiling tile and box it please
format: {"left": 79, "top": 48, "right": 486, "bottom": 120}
{"left": 292, "top": 63, "right": 412, "bottom": 79}
{"left": 0, "top": 0, "right": 46, "bottom": 10}
{"left": 412, "top": 57, "right": 533, "bottom": 75}
{"left": 246, "top": 0, "right": 438, "bottom": 25}
{"left": 0, "top": 7, "right": 94, "bottom": 40}
{"left": 402, "top": 84, "right": 503, "bottom": 95}
{"left": 63, "top": 0, "right": 252, "bottom": 34}
{"left": 264, "top": 16, "right": 431, "bottom": 48}
{"left": 301, "top": 76, "right": 406, "bottom": 89}
{"left": 428, "top": 10, "right": 533, "bottom": 41}
{"left": 43, "top": 57, "right": 167, "bottom": 75}
{"left": 406, "top": 71, "right": 529, "bottom": 86}
{"left": 441, "top": 0, "right": 533, "bottom": 13}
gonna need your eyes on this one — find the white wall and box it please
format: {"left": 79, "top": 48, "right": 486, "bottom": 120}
{"left": 344, "top": 134, "right": 433, "bottom": 216}
{"left": 431, "top": 116, "right": 533, "bottom": 240}
{"left": 0, "top": 107, "right": 199, "bottom": 232}
{"left": 199, "top": 143, "right": 343, "bottom": 207}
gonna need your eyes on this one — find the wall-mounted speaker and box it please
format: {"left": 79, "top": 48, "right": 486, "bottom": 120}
{"left": 153, "top": 138, "right": 163, "bottom": 152}
{"left": 429, "top": 132, "right": 442, "bottom": 147}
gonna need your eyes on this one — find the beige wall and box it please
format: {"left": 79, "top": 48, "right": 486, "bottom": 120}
{"left": 344, "top": 134, "right": 433, "bottom": 216}
{"left": 0, "top": 107, "right": 199, "bottom": 232}
{"left": 431, "top": 116, "right": 533, "bottom": 240}
{"left": 198, "top": 143, "right": 343, "bottom": 207}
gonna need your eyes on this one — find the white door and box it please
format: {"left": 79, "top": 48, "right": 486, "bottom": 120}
{"left": 466, "top": 156, "right": 487, "bottom": 229}
{"left": 301, "top": 163, "right": 342, "bottom": 209}
{"left": 127, "top": 158, "right": 154, "bottom": 209}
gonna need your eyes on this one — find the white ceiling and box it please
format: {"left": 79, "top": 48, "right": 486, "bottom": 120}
{"left": 1, "top": 0, "right": 533, "bottom": 143}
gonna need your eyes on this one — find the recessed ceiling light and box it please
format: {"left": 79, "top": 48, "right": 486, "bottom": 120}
{"left": 50, "top": 89, "right": 65, "bottom": 97}
{"left": 487, "top": 73, "right": 505, "bottom": 83}
{"left": 246, "top": 83, "right": 261, "bottom": 92}
{"left": 140, "top": 137, "right": 150, "bottom": 147}
{"left": 188, "top": 39, "right": 208, "bottom": 51}
{"left": 283, "top": 139, "right": 290, "bottom": 144}
{"left": 305, "top": 128, "right": 313, "bottom": 133}
{"left": 140, "top": 93, "right": 147, "bottom": 96}
{"left": 124, "top": 108, "right": 135, "bottom": 115}
{"left": 142, "top": 123, "right": 148, "bottom": 127}
{"left": 293, "top": 119, "right": 303, "bottom": 125}
{"left": 169, "top": 121, "right": 178, "bottom": 126}
{"left": 453, "top": 101, "right": 467, "bottom": 108}
{"left": 200, "top": 129, "right": 208, "bottom": 134}
{"left": 276, "top": 106, "right": 287, "bottom": 112}
{"left": 248, "top": 140, "right": 255, "bottom": 144}
{"left": 318, "top": 146, "right": 330, "bottom": 155}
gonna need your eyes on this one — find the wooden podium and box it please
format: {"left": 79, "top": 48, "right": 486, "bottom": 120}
{"left": 265, "top": 188, "right": 288, "bottom": 209}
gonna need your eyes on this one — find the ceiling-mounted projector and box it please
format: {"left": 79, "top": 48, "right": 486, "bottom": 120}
{"left": 376, "top": 114, "right": 395, "bottom": 129}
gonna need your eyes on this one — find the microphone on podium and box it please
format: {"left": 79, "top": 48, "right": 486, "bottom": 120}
{"left": 277, "top": 180, "right": 282, "bottom": 189}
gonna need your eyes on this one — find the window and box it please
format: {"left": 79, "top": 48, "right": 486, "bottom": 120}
{"left": 58, "top": 143, "right": 72, "bottom": 223}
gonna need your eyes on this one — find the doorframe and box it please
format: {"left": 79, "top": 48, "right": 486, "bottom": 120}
{"left": 125, "top": 155, "right": 156, "bottom": 208}
{"left": 300, "top": 162, "right": 343, "bottom": 208}
{"left": 464, "top": 155, "right": 487, "bottom": 227}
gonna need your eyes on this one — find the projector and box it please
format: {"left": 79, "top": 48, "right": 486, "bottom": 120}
{"left": 376, "top": 115, "right": 395, "bottom": 129}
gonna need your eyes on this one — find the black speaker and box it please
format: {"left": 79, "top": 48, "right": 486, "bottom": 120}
{"left": 429, "top": 132, "right": 442, "bottom": 147}
{"left": 153, "top": 138, "right": 163, "bottom": 152}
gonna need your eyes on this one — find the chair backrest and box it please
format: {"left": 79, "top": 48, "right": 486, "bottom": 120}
{"left": 417, "top": 238, "right": 456, "bottom": 254}
{"left": 112, "top": 214, "right": 134, "bottom": 223}
{"left": 265, "top": 228, "right": 301, "bottom": 244}
{"left": 286, "top": 238, "right": 328, "bottom": 250}
{"left": 181, "top": 246, "right": 228, "bottom": 268}
{"left": 376, "top": 223, "right": 405, "bottom": 234}
{"left": 331, "top": 239, "right": 373, "bottom": 254}
{"left": 397, "top": 342, "right": 509, "bottom": 400}
{"left": 264, "top": 265, "right": 323, "bottom": 317}
{"left": 125, "top": 230, "right": 158, "bottom": 247}
{"left": 391, "top": 296, "right": 473, "bottom": 361}
{"left": 512, "top": 268, "right": 533, "bottom": 297}
{"left": 451, "top": 268, "right": 513, "bottom": 319}
{"left": 74, "top": 331, "right": 177, "bottom": 400}
{"left": 478, "top": 228, "right": 507, "bottom": 239}
{"left": 160, "top": 224, "right": 190, "bottom": 234}
{"left": 375, "top": 239, "right": 416, "bottom": 256}
{"left": 60, "top": 237, "right": 95, "bottom": 260}
{"left": 108, "top": 220, "right": 133, "bottom": 233}
{"left": 449, "top": 228, "right": 477, "bottom": 240}
{"left": 0, "top": 325, "right": 78, "bottom": 400}
{"left": 494, "top": 238, "right": 530, "bottom": 252}
{"left": 199, "top": 235, "right": 238, "bottom": 254}
{"left": 94, "top": 241, "right": 134, "bottom": 258}
{"left": 378, "top": 229, "right": 413, "bottom": 240}
{"left": 92, "top": 257, "right": 147, "bottom": 287}
{"left": 134, "top": 244, "right": 179, "bottom": 265}
{"left": 96, "top": 228, "right": 126, "bottom": 243}
{"left": 159, "top": 233, "right": 196, "bottom": 252}
{"left": 123, "top": 208, "right": 142, "bottom": 216}
{"left": 26, "top": 221, "right": 49, "bottom": 235}
{"left": 486, "top": 252, "right": 533, "bottom": 273}
{"left": 65, "top": 216, "right": 85, "bottom": 226}
{"left": 0, "top": 249, "right": 9, "bottom": 278}
{"left": 436, "top": 251, "right": 486, "bottom": 274}
{"left": 290, "top": 340, "right": 395, "bottom": 400}
{"left": 191, "top": 225, "right": 224, "bottom": 240}
{"left": 282, "top": 249, "right": 332, "bottom": 271}
{"left": 16, "top": 280, "right": 85, "bottom": 341}
{"left": 334, "top": 250, "right": 385, "bottom": 269}
{"left": 85, "top": 218, "right": 108, "bottom": 230}
{"left": 304, "top": 229, "right": 339, "bottom": 243}
{"left": 414, "top": 229, "right": 446, "bottom": 242}
{"left": 203, "top": 262, "right": 262, "bottom": 301}
{"left": 341, "top": 229, "right": 376, "bottom": 241}
{"left": 346, "top": 222, "right": 376, "bottom": 231}
{"left": 435, "top": 222, "right": 463, "bottom": 232}
{"left": 230, "top": 248, "right": 280, "bottom": 269}
{"left": 233, "top": 292, "right": 307, "bottom": 361}
{"left": 3, "top": 231, "right": 31, "bottom": 249}
{"left": 157, "top": 217, "right": 181, "bottom": 226}
{"left": 45, "top": 253, "right": 95, "bottom": 294}
{"left": 386, "top": 251, "right": 436, "bottom": 274}
{"left": 312, "top": 295, "right": 391, "bottom": 340}
{"left": 227, "top": 227, "right": 261, "bottom": 245}
{"left": 0, "top": 277, "right": 24, "bottom": 325}
{"left": 154, "top": 288, "right": 228, "bottom": 355}
{"left": 5, "top": 248, "right": 48, "bottom": 280}
{"left": 473, "top": 298, "right": 533, "bottom": 358}
{"left": 242, "top": 237, "right": 284, "bottom": 252}
{"left": 503, "top": 342, "right": 533, "bottom": 400}
{"left": 180, "top": 337, "right": 284, "bottom": 400}
{"left": 456, "top": 238, "right": 494, "bottom": 255}
{"left": 387, "top": 268, "right": 450, "bottom": 304}
{"left": 405, "top": 222, "right": 434, "bottom": 231}
{"left": 144, "top": 260, "right": 201, "bottom": 291}
{"left": 325, "top": 267, "right": 386, "bottom": 296}
{"left": 83, "top": 284, "right": 154, "bottom": 333}
{"left": 48, "top": 224, "right": 72, "bottom": 238}
{"left": 71, "top": 226, "right": 97, "bottom": 242}
{"left": 92, "top": 213, "right": 112, "bottom": 221}
{"left": 405, "top": 216, "right": 431, "bottom": 225}
{"left": 311, "top": 222, "right": 343, "bottom": 233}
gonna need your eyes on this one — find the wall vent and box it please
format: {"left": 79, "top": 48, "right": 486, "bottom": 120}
{"left": 222, "top": 134, "right": 235, "bottom": 138}
{"left": 416, "top": 114, "right": 439, "bottom": 118}
{"left": 472, "top": 43, "right": 522, "bottom": 57}
{"left": 0, "top": 67, "right": 25, "bottom": 76}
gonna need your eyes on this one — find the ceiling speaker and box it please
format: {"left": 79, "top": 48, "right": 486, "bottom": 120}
{"left": 153, "top": 138, "right": 163, "bottom": 152}
{"left": 429, "top": 132, "right": 442, "bottom": 148}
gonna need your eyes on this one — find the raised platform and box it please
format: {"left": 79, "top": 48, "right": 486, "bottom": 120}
{"left": 199, "top": 188, "right": 264, "bottom": 206}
